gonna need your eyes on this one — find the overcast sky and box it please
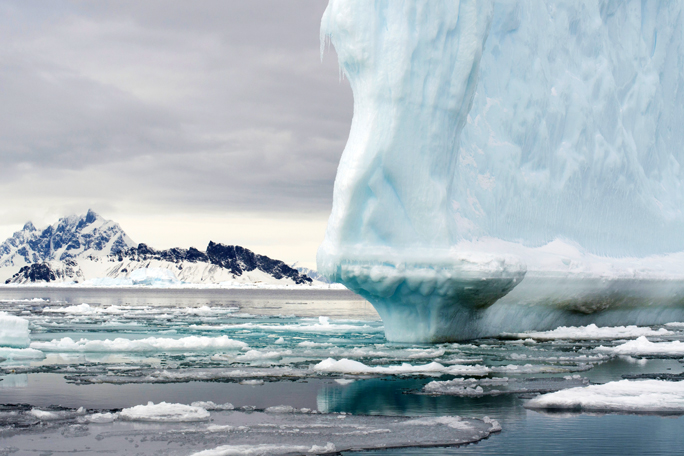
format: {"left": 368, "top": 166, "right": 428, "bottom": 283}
{"left": 0, "top": 0, "right": 352, "bottom": 268}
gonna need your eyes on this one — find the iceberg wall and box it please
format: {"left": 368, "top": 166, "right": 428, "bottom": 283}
{"left": 318, "top": 0, "right": 684, "bottom": 342}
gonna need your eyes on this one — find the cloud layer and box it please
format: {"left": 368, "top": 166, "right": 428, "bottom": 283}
{"left": 0, "top": 1, "right": 352, "bottom": 266}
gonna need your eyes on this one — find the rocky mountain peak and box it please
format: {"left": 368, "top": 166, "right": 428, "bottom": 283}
{"left": 0, "top": 210, "right": 136, "bottom": 269}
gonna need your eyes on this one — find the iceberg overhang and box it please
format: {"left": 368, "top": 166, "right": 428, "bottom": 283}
{"left": 318, "top": 0, "right": 684, "bottom": 342}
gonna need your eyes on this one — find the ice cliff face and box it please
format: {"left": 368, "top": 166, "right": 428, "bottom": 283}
{"left": 456, "top": 1, "right": 684, "bottom": 256}
{"left": 319, "top": 0, "right": 684, "bottom": 342}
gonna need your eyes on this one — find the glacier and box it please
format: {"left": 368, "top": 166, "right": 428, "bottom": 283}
{"left": 318, "top": 0, "right": 684, "bottom": 342}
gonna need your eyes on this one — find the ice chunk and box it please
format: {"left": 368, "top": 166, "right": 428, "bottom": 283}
{"left": 314, "top": 358, "right": 489, "bottom": 376}
{"left": 509, "top": 325, "right": 672, "bottom": 341}
{"left": 44, "top": 303, "right": 125, "bottom": 314}
{"left": 190, "top": 444, "right": 335, "bottom": 456}
{"left": 318, "top": 0, "right": 684, "bottom": 342}
{"left": 424, "top": 376, "right": 589, "bottom": 397}
{"left": 120, "top": 401, "right": 210, "bottom": 422}
{"left": 0, "top": 312, "right": 30, "bottom": 348}
{"left": 83, "top": 412, "right": 119, "bottom": 423}
{"left": 525, "top": 380, "right": 684, "bottom": 414}
{"left": 30, "top": 335, "right": 247, "bottom": 352}
{"left": 596, "top": 336, "right": 684, "bottom": 356}
{"left": 191, "top": 401, "right": 235, "bottom": 411}
{"left": 0, "top": 347, "right": 45, "bottom": 361}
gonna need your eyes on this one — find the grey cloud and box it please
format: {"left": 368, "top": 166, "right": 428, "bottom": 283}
{"left": 0, "top": 0, "right": 352, "bottom": 217}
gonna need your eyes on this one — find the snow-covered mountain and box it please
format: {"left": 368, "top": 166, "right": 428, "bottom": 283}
{"left": 1, "top": 210, "right": 313, "bottom": 287}
{"left": 0, "top": 209, "right": 135, "bottom": 270}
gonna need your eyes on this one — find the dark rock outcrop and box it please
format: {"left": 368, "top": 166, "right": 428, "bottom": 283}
{"left": 6, "top": 263, "right": 57, "bottom": 283}
{"left": 120, "top": 241, "right": 313, "bottom": 285}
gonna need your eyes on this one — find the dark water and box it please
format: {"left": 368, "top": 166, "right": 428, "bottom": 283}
{"left": 0, "top": 287, "right": 682, "bottom": 455}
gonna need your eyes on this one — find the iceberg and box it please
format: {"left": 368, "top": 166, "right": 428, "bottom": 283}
{"left": 0, "top": 312, "right": 30, "bottom": 348}
{"left": 318, "top": 0, "right": 684, "bottom": 342}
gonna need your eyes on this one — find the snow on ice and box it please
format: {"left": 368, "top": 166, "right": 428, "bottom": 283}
{"left": 525, "top": 380, "right": 684, "bottom": 414}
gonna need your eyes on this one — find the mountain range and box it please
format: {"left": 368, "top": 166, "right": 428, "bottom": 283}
{"left": 0, "top": 210, "right": 313, "bottom": 286}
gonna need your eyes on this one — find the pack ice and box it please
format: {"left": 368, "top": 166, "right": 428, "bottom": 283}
{"left": 318, "top": 0, "right": 684, "bottom": 342}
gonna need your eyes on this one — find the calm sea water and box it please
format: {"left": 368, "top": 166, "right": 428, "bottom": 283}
{"left": 0, "top": 287, "right": 682, "bottom": 455}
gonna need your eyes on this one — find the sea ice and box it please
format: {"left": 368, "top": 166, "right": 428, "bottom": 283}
{"left": 30, "top": 335, "right": 247, "bottom": 352}
{"left": 120, "top": 401, "right": 210, "bottom": 422}
{"left": 509, "top": 324, "right": 672, "bottom": 341}
{"left": 314, "top": 358, "right": 490, "bottom": 376}
{"left": 0, "top": 347, "right": 45, "bottom": 361}
{"left": 525, "top": 379, "right": 684, "bottom": 414}
{"left": 0, "top": 405, "right": 500, "bottom": 455}
{"left": 0, "top": 312, "right": 30, "bottom": 348}
{"left": 318, "top": 0, "right": 684, "bottom": 342}
{"left": 424, "top": 376, "right": 589, "bottom": 397}
{"left": 596, "top": 336, "right": 684, "bottom": 356}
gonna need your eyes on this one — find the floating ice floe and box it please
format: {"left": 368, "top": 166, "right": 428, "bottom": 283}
{"left": 191, "top": 316, "right": 381, "bottom": 334}
{"left": 190, "top": 401, "right": 235, "bottom": 411}
{"left": 190, "top": 443, "right": 337, "bottom": 456}
{"left": 525, "top": 379, "right": 684, "bottom": 414}
{"left": 423, "top": 375, "right": 589, "bottom": 397}
{"left": 120, "top": 401, "right": 210, "bottom": 422}
{"left": 508, "top": 324, "right": 672, "bottom": 341}
{"left": 0, "top": 404, "right": 501, "bottom": 455}
{"left": 0, "top": 347, "right": 45, "bottom": 361}
{"left": 43, "top": 303, "right": 125, "bottom": 314}
{"left": 314, "top": 358, "right": 485, "bottom": 376}
{"left": 596, "top": 336, "right": 684, "bottom": 356}
{"left": 30, "top": 335, "right": 247, "bottom": 352}
{"left": 185, "top": 411, "right": 498, "bottom": 456}
{"left": 314, "top": 358, "right": 575, "bottom": 377}
{"left": 0, "top": 312, "right": 30, "bottom": 348}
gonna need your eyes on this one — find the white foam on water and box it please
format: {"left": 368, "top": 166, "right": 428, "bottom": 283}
{"left": 120, "top": 401, "right": 210, "bottom": 422}
{"left": 510, "top": 324, "right": 672, "bottom": 341}
{"left": 596, "top": 336, "right": 684, "bottom": 356}
{"left": 30, "top": 335, "right": 247, "bottom": 352}
{"left": 525, "top": 379, "right": 684, "bottom": 413}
